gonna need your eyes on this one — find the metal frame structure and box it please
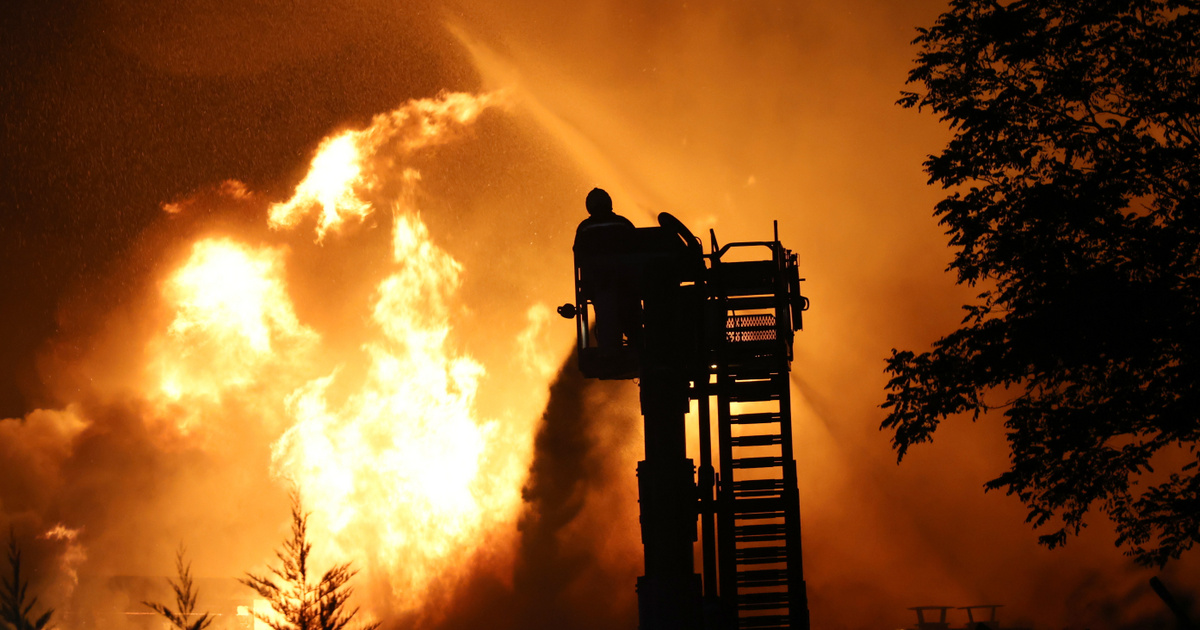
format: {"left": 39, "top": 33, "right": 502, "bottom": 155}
{"left": 563, "top": 213, "right": 810, "bottom": 630}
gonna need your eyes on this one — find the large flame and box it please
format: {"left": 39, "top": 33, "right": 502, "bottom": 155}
{"left": 143, "top": 90, "right": 530, "bottom": 617}
{"left": 271, "top": 206, "right": 519, "bottom": 610}
{"left": 153, "top": 239, "right": 318, "bottom": 418}
{"left": 269, "top": 132, "right": 373, "bottom": 239}
{"left": 268, "top": 91, "right": 501, "bottom": 241}
{"left": 8, "top": 5, "right": 1199, "bottom": 629}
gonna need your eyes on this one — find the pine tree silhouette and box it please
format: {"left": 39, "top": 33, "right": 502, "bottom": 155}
{"left": 1, "top": 530, "right": 54, "bottom": 630}
{"left": 241, "top": 491, "right": 380, "bottom": 630}
{"left": 143, "top": 545, "right": 213, "bottom": 630}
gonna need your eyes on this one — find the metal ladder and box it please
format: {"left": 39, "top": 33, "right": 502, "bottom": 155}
{"left": 705, "top": 246, "right": 810, "bottom": 630}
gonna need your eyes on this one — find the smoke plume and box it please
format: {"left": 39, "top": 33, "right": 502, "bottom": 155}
{"left": 431, "top": 354, "right": 643, "bottom": 630}
{"left": 2, "top": 1, "right": 1198, "bottom": 629}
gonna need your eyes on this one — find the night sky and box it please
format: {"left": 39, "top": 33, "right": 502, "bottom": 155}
{"left": 1, "top": 0, "right": 475, "bottom": 415}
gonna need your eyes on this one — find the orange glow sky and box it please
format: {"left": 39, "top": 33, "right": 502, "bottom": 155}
{"left": 1, "top": 1, "right": 1196, "bottom": 629}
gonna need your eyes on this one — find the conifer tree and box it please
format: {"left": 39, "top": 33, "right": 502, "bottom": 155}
{"left": 143, "top": 546, "right": 213, "bottom": 630}
{"left": 241, "top": 492, "right": 379, "bottom": 630}
{"left": 2, "top": 531, "right": 54, "bottom": 630}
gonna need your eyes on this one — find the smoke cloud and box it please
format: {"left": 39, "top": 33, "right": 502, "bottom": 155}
{"left": 2, "top": 1, "right": 1197, "bottom": 629}
{"left": 431, "top": 355, "right": 642, "bottom": 630}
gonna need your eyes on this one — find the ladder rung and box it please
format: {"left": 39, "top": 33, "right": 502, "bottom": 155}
{"left": 735, "top": 523, "right": 787, "bottom": 542}
{"left": 732, "top": 456, "right": 784, "bottom": 469}
{"left": 730, "top": 412, "right": 782, "bottom": 425}
{"left": 736, "top": 546, "right": 787, "bottom": 564}
{"left": 738, "top": 592, "right": 791, "bottom": 611}
{"left": 731, "top": 434, "right": 783, "bottom": 447}
{"left": 732, "top": 497, "right": 786, "bottom": 515}
{"left": 733, "top": 479, "right": 786, "bottom": 497}
{"left": 738, "top": 614, "right": 792, "bottom": 629}
{"left": 737, "top": 569, "right": 789, "bottom": 587}
{"left": 735, "top": 511, "right": 786, "bottom": 522}
{"left": 725, "top": 379, "right": 782, "bottom": 402}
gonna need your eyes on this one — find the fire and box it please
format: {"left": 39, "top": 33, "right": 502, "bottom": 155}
{"left": 164, "top": 239, "right": 311, "bottom": 360}
{"left": 145, "top": 91, "right": 527, "bottom": 616}
{"left": 268, "top": 132, "right": 370, "bottom": 239}
{"left": 151, "top": 238, "right": 317, "bottom": 430}
{"left": 267, "top": 91, "right": 502, "bottom": 241}
{"left": 271, "top": 203, "right": 515, "bottom": 610}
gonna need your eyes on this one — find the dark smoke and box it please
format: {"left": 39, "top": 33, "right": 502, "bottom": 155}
{"left": 0, "top": 391, "right": 291, "bottom": 628}
{"left": 433, "top": 351, "right": 641, "bottom": 630}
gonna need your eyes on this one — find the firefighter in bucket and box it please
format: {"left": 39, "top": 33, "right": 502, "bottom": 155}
{"left": 560, "top": 188, "right": 707, "bottom": 379}
{"left": 571, "top": 188, "right": 644, "bottom": 363}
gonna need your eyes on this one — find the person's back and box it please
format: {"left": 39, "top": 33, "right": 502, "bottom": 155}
{"left": 573, "top": 188, "right": 640, "bottom": 349}
{"left": 574, "top": 188, "right": 635, "bottom": 262}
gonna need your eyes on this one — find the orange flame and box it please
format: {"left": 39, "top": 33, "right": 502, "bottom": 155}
{"left": 271, "top": 207, "right": 513, "bottom": 607}
{"left": 150, "top": 238, "right": 318, "bottom": 433}
{"left": 148, "top": 91, "right": 526, "bottom": 617}
{"left": 267, "top": 91, "right": 501, "bottom": 241}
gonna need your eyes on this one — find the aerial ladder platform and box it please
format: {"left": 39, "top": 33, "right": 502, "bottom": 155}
{"left": 560, "top": 212, "right": 811, "bottom": 630}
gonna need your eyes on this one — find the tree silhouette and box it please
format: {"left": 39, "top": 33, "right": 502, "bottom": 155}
{"left": 240, "top": 491, "right": 380, "bottom": 630}
{"left": 143, "top": 545, "right": 213, "bottom": 630}
{"left": 885, "top": 0, "right": 1200, "bottom": 566}
{"left": 2, "top": 531, "right": 53, "bottom": 630}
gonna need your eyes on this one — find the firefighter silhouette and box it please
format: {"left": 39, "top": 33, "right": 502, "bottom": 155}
{"left": 573, "top": 188, "right": 643, "bottom": 350}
